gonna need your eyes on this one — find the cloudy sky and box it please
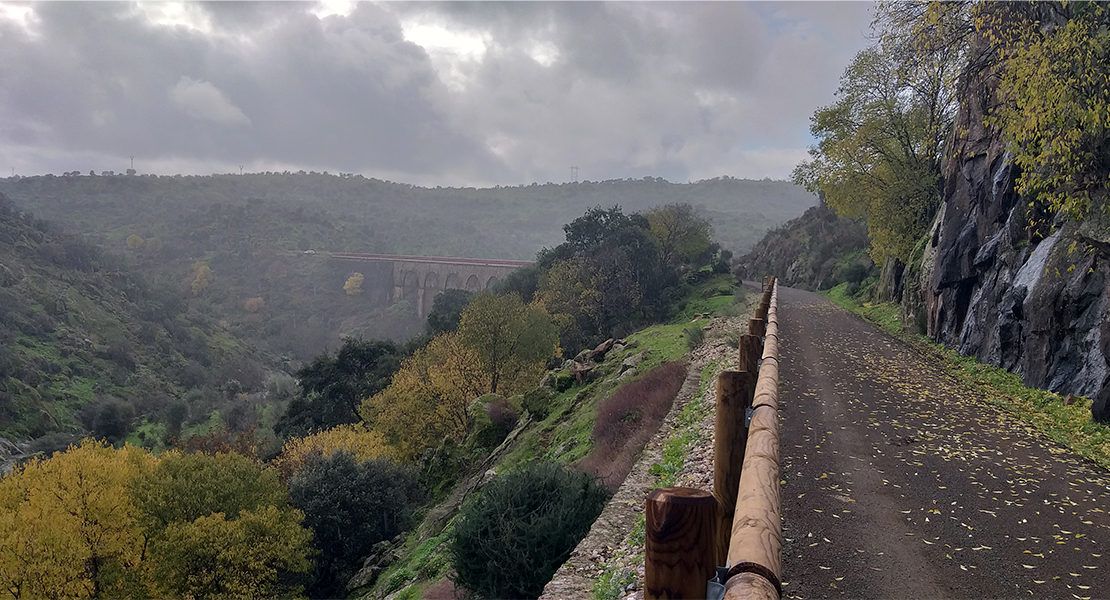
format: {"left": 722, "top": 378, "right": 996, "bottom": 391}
{"left": 0, "top": 1, "right": 874, "bottom": 186}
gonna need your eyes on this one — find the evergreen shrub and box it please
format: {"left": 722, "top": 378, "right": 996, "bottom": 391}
{"left": 449, "top": 462, "right": 609, "bottom": 599}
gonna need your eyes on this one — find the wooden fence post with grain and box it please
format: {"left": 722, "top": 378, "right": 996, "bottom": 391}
{"left": 644, "top": 487, "right": 719, "bottom": 600}
{"left": 712, "top": 370, "right": 753, "bottom": 565}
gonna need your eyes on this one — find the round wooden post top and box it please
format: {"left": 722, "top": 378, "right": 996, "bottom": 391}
{"left": 648, "top": 487, "right": 716, "bottom": 505}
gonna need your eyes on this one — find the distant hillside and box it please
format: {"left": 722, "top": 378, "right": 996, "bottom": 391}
{"left": 0, "top": 173, "right": 815, "bottom": 358}
{"left": 734, "top": 203, "right": 872, "bottom": 291}
{"left": 0, "top": 173, "right": 815, "bottom": 258}
{"left": 0, "top": 193, "right": 261, "bottom": 446}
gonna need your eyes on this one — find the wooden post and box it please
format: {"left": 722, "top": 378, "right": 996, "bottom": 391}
{"left": 737, "top": 334, "right": 763, "bottom": 399}
{"left": 714, "top": 371, "right": 752, "bottom": 565}
{"left": 748, "top": 318, "right": 765, "bottom": 338}
{"left": 753, "top": 305, "right": 767, "bottom": 321}
{"left": 645, "top": 487, "right": 718, "bottom": 600}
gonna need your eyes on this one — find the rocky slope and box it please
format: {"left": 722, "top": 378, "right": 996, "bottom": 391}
{"left": 734, "top": 204, "right": 870, "bottom": 292}
{"left": 905, "top": 19, "right": 1110, "bottom": 409}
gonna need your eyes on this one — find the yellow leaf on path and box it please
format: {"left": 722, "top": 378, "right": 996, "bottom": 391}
{"left": 1023, "top": 565, "right": 1035, "bottom": 569}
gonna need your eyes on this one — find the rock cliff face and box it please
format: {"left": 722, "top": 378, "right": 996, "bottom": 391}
{"left": 914, "top": 31, "right": 1110, "bottom": 400}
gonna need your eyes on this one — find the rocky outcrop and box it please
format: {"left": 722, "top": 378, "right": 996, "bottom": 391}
{"left": 735, "top": 204, "right": 870, "bottom": 291}
{"left": 915, "top": 11, "right": 1110, "bottom": 399}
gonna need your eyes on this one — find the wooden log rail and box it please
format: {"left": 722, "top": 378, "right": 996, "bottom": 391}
{"left": 645, "top": 278, "right": 782, "bottom": 600}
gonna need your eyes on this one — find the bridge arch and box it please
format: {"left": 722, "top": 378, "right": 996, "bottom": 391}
{"left": 486, "top": 276, "right": 500, "bottom": 290}
{"left": 445, "top": 273, "right": 462, "bottom": 290}
{"left": 465, "top": 274, "right": 481, "bottom": 292}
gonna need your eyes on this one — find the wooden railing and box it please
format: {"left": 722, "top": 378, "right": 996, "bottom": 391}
{"left": 644, "top": 277, "right": 781, "bottom": 600}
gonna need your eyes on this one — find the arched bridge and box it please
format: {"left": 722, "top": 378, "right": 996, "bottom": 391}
{"left": 331, "top": 253, "right": 532, "bottom": 318}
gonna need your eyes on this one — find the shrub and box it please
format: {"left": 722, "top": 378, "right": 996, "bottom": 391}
{"left": 554, "top": 372, "right": 576, "bottom": 392}
{"left": 683, "top": 324, "right": 705, "bottom": 350}
{"left": 289, "top": 451, "right": 423, "bottom": 599}
{"left": 522, "top": 387, "right": 555, "bottom": 420}
{"left": 449, "top": 462, "right": 609, "bottom": 600}
{"left": 581, "top": 362, "right": 687, "bottom": 488}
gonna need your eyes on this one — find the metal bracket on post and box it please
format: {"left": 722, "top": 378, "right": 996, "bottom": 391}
{"left": 745, "top": 406, "right": 756, "bottom": 428}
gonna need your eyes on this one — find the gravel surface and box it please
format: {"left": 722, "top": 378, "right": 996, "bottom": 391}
{"left": 778, "top": 286, "right": 1110, "bottom": 599}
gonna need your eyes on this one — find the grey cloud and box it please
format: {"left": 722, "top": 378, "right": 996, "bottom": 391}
{"left": 168, "top": 76, "right": 252, "bottom": 125}
{"left": 0, "top": 1, "right": 873, "bottom": 184}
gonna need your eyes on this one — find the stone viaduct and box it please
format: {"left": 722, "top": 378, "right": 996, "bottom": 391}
{"left": 331, "top": 253, "right": 532, "bottom": 318}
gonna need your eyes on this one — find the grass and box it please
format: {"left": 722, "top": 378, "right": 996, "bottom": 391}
{"left": 823, "top": 287, "right": 1110, "bottom": 470}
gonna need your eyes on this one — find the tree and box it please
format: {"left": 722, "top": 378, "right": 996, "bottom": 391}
{"left": 189, "top": 262, "right": 212, "bottom": 296}
{"left": 987, "top": 3, "right": 1110, "bottom": 222}
{"left": 244, "top": 296, "right": 265, "bottom": 312}
{"left": 0, "top": 440, "right": 155, "bottom": 599}
{"left": 149, "top": 505, "right": 313, "bottom": 599}
{"left": 130, "top": 451, "right": 314, "bottom": 598}
{"left": 426, "top": 289, "right": 473, "bottom": 334}
{"left": 458, "top": 293, "right": 560, "bottom": 395}
{"left": 344, "top": 272, "right": 364, "bottom": 295}
{"left": 793, "top": 1, "right": 968, "bottom": 263}
{"left": 275, "top": 338, "right": 403, "bottom": 439}
{"left": 130, "top": 451, "right": 288, "bottom": 535}
{"left": 125, "top": 234, "right": 144, "bottom": 249}
{"left": 644, "top": 204, "right": 713, "bottom": 268}
{"left": 289, "top": 452, "right": 422, "bottom": 599}
{"left": 272, "top": 423, "right": 392, "bottom": 480}
{"left": 449, "top": 463, "right": 609, "bottom": 600}
{"left": 359, "top": 333, "right": 488, "bottom": 462}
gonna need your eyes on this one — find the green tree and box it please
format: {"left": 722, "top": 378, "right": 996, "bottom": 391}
{"left": 149, "top": 505, "right": 313, "bottom": 599}
{"left": 458, "top": 292, "right": 560, "bottom": 395}
{"left": 793, "top": 1, "right": 968, "bottom": 263}
{"left": 130, "top": 451, "right": 287, "bottom": 535}
{"left": 288, "top": 452, "right": 422, "bottom": 599}
{"left": 644, "top": 203, "right": 714, "bottom": 268}
{"left": 426, "top": 288, "right": 473, "bottom": 334}
{"left": 275, "top": 338, "right": 403, "bottom": 439}
{"left": 449, "top": 462, "right": 609, "bottom": 600}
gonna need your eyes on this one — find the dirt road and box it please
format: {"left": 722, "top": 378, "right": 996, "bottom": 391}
{"left": 777, "top": 286, "right": 1109, "bottom": 599}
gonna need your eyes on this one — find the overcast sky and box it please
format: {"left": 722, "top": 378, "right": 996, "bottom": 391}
{"left": 0, "top": 1, "right": 874, "bottom": 186}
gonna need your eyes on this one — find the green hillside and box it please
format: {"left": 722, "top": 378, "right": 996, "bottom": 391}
{"left": 0, "top": 193, "right": 261, "bottom": 448}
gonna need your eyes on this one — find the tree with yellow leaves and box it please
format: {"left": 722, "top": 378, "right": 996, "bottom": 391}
{"left": 344, "top": 272, "right": 364, "bottom": 295}
{"left": 0, "top": 440, "right": 155, "bottom": 599}
{"left": 360, "top": 333, "right": 488, "bottom": 462}
{"left": 189, "top": 262, "right": 212, "bottom": 296}
{"left": 271, "top": 423, "right": 392, "bottom": 480}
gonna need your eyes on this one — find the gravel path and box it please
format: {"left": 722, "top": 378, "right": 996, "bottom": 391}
{"left": 778, "top": 286, "right": 1110, "bottom": 599}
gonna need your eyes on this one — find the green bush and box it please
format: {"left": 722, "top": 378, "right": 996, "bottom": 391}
{"left": 683, "top": 324, "right": 705, "bottom": 350}
{"left": 522, "top": 387, "right": 556, "bottom": 420}
{"left": 554, "top": 373, "right": 576, "bottom": 392}
{"left": 289, "top": 452, "right": 423, "bottom": 599}
{"left": 449, "top": 462, "right": 610, "bottom": 599}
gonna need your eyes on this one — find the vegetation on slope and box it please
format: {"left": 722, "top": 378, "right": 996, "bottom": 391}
{"left": 0, "top": 174, "right": 813, "bottom": 361}
{"left": 0, "top": 193, "right": 261, "bottom": 449}
{"left": 734, "top": 203, "right": 872, "bottom": 292}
